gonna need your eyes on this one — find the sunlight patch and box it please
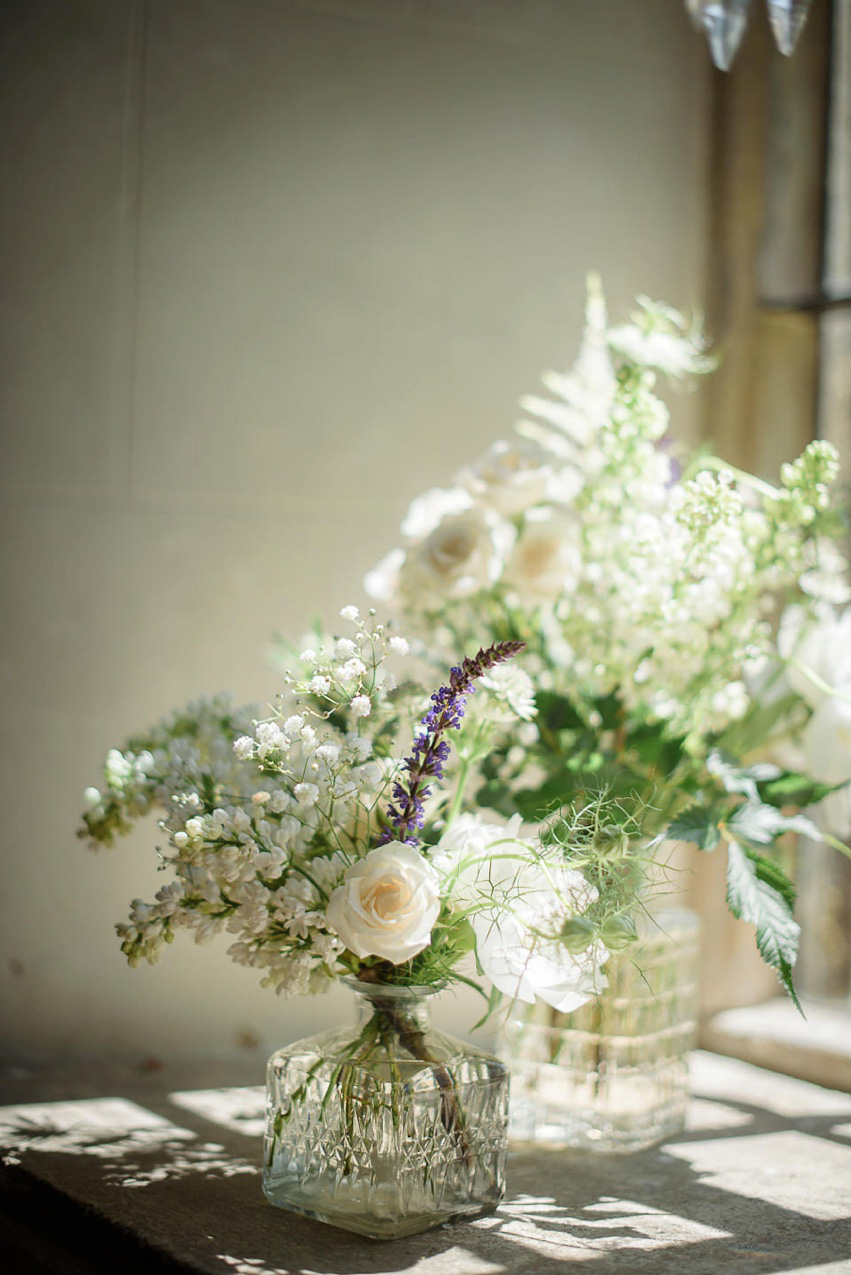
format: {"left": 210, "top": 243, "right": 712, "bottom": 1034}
{"left": 170, "top": 1086, "right": 265, "bottom": 1136}
{"left": 0, "top": 1097, "right": 194, "bottom": 1161}
{"left": 487, "top": 1193, "right": 730, "bottom": 1257}
{"left": 665, "top": 1131, "right": 851, "bottom": 1220}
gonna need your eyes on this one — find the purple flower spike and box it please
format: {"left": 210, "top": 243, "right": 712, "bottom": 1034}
{"left": 378, "top": 640, "right": 525, "bottom": 847}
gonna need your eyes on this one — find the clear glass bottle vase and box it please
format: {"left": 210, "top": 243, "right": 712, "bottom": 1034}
{"left": 505, "top": 908, "right": 700, "bottom": 1153}
{"left": 263, "top": 980, "right": 509, "bottom": 1239}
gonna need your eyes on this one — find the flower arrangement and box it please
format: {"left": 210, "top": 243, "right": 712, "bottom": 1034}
{"left": 78, "top": 278, "right": 851, "bottom": 1193}
{"left": 84, "top": 616, "right": 664, "bottom": 1231}
{"left": 80, "top": 612, "right": 640, "bottom": 1013}
{"left": 364, "top": 278, "right": 851, "bottom": 1006}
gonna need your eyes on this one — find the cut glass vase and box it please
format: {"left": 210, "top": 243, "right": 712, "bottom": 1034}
{"left": 263, "top": 981, "right": 508, "bottom": 1239}
{"left": 504, "top": 908, "right": 700, "bottom": 1154}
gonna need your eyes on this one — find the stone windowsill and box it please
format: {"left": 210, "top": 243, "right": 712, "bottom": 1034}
{"left": 1, "top": 1050, "right": 851, "bottom": 1273}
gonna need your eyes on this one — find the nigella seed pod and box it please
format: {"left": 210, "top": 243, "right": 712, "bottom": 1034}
{"left": 600, "top": 915, "right": 638, "bottom": 952}
{"left": 560, "top": 917, "right": 596, "bottom": 954}
{"left": 592, "top": 825, "right": 631, "bottom": 862}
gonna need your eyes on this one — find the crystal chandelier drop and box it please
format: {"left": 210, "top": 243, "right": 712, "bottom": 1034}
{"left": 685, "top": 0, "right": 813, "bottom": 69}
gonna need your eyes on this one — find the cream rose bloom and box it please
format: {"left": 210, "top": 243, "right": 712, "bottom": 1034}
{"left": 400, "top": 505, "right": 515, "bottom": 604}
{"left": 502, "top": 508, "right": 582, "bottom": 603}
{"left": 325, "top": 843, "right": 441, "bottom": 964}
{"left": 458, "top": 439, "right": 584, "bottom": 518}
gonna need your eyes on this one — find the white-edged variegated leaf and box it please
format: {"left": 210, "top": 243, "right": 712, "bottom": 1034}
{"left": 726, "top": 838, "right": 801, "bottom": 1009}
{"left": 728, "top": 802, "right": 822, "bottom": 846}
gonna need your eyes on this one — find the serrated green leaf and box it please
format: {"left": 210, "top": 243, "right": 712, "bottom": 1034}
{"left": 667, "top": 806, "right": 721, "bottom": 851}
{"left": 757, "top": 771, "right": 845, "bottom": 809}
{"left": 741, "top": 846, "right": 797, "bottom": 912}
{"left": 726, "top": 839, "right": 801, "bottom": 1009}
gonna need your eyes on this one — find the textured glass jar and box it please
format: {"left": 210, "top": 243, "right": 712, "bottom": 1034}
{"left": 505, "top": 909, "right": 700, "bottom": 1153}
{"left": 263, "top": 981, "right": 509, "bottom": 1239}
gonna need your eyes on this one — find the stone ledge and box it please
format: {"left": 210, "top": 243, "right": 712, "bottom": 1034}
{"left": 701, "top": 998, "right": 851, "bottom": 1093}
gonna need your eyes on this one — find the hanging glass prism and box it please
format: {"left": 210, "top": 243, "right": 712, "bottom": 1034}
{"left": 685, "top": 0, "right": 752, "bottom": 70}
{"left": 765, "top": 0, "right": 812, "bottom": 55}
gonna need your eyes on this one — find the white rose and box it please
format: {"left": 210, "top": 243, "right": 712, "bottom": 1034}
{"left": 459, "top": 440, "right": 581, "bottom": 517}
{"left": 364, "top": 547, "right": 405, "bottom": 602}
{"left": 433, "top": 814, "right": 607, "bottom": 1013}
{"left": 778, "top": 604, "right": 851, "bottom": 711}
{"left": 776, "top": 604, "right": 851, "bottom": 837}
{"left": 400, "top": 486, "right": 474, "bottom": 538}
{"left": 325, "top": 843, "right": 441, "bottom": 964}
{"left": 503, "top": 508, "right": 582, "bottom": 603}
{"left": 400, "top": 506, "right": 515, "bottom": 603}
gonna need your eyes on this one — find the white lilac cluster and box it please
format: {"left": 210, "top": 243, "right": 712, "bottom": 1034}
{"left": 80, "top": 695, "right": 261, "bottom": 848}
{"left": 366, "top": 279, "right": 849, "bottom": 748}
{"left": 85, "top": 612, "right": 420, "bottom": 996}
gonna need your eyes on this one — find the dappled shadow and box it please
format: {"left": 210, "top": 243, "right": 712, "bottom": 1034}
{"left": 1, "top": 1073, "right": 850, "bottom": 1274}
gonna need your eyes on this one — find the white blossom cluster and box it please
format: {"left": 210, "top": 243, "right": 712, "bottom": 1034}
{"left": 80, "top": 695, "right": 261, "bottom": 847}
{"left": 83, "top": 613, "right": 420, "bottom": 996}
{"left": 82, "top": 610, "right": 621, "bottom": 1009}
{"left": 366, "top": 279, "right": 849, "bottom": 747}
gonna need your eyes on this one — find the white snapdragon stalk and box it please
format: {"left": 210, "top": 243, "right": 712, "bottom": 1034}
{"left": 87, "top": 616, "right": 427, "bottom": 994}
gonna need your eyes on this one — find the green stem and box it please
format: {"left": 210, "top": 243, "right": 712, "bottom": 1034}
{"left": 692, "top": 454, "right": 780, "bottom": 499}
{"left": 355, "top": 972, "right": 475, "bottom": 1170}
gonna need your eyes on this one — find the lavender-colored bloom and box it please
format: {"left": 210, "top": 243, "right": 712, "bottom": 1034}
{"left": 378, "top": 640, "right": 525, "bottom": 847}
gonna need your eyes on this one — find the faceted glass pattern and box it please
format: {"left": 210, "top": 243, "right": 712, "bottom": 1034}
{"left": 263, "top": 983, "right": 508, "bottom": 1239}
{"left": 505, "top": 909, "right": 700, "bottom": 1154}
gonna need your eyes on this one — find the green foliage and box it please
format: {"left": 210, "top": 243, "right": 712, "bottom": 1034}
{"left": 714, "top": 692, "right": 804, "bottom": 760}
{"left": 667, "top": 804, "right": 722, "bottom": 852}
{"left": 725, "top": 839, "right": 801, "bottom": 1010}
{"left": 757, "top": 771, "right": 845, "bottom": 809}
{"left": 706, "top": 751, "right": 780, "bottom": 802}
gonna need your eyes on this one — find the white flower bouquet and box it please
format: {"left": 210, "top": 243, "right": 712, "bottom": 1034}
{"left": 80, "top": 612, "right": 639, "bottom": 1013}
{"left": 364, "top": 278, "right": 851, "bottom": 1006}
{"left": 81, "top": 612, "right": 655, "bottom": 1230}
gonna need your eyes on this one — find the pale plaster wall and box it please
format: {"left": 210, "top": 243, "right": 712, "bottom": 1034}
{"left": 0, "top": 0, "right": 710, "bottom": 1062}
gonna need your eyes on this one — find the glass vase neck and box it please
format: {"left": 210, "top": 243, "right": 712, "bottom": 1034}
{"left": 343, "top": 978, "right": 440, "bottom": 1031}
